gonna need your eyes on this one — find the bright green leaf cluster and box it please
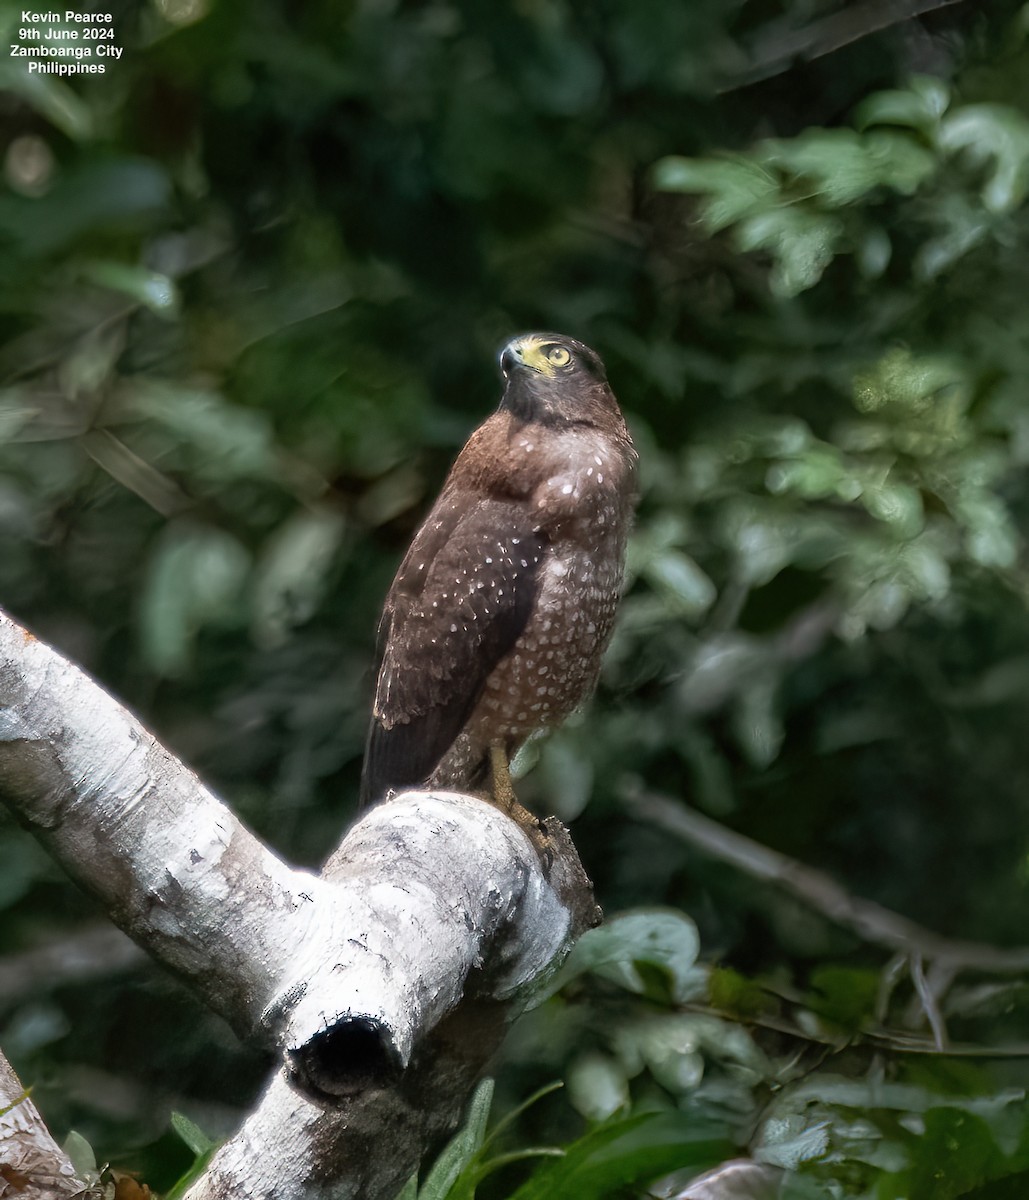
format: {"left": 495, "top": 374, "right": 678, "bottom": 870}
{"left": 654, "top": 78, "right": 1029, "bottom": 294}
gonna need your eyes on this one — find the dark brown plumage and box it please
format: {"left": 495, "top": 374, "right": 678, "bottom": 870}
{"left": 359, "top": 332, "right": 638, "bottom": 809}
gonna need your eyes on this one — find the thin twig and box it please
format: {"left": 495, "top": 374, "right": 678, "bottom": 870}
{"left": 875, "top": 953, "right": 908, "bottom": 1025}
{"left": 910, "top": 953, "right": 948, "bottom": 1051}
{"left": 683, "top": 1002, "right": 1029, "bottom": 1060}
{"left": 629, "top": 789, "right": 1029, "bottom": 975}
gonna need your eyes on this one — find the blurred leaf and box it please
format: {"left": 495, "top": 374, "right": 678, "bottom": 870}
{"left": 884, "top": 1108, "right": 1008, "bottom": 1199}
{"left": 854, "top": 80, "right": 950, "bottom": 136}
{"left": 140, "top": 523, "right": 251, "bottom": 676}
{"left": 652, "top": 157, "right": 778, "bottom": 229}
{"left": 754, "top": 1119, "right": 830, "bottom": 1171}
{"left": 396, "top": 1177, "right": 419, "bottom": 1200}
{"left": 0, "top": 390, "right": 37, "bottom": 443}
{"left": 855, "top": 224, "right": 892, "bottom": 278}
{"left": 807, "top": 966, "right": 880, "bottom": 1032}
{"left": 731, "top": 676, "right": 783, "bottom": 769}
{"left": 129, "top": 383, "right": 278, "bottom": 481}
{"left": 84, "top": 262, "right": 180, "bottom": 317}
{"left": 0, "top": 158, "right": 170, "bottom": 256}
{"left": 0, "top": 65, "right": 93, "bottom": 140}
{"left": 567, "top": 1053, "right": 629, "bottom": 1122}
{"left": 505, "top": 1112, "right": 733, "bottom": 1200}
{"left": 252, "top": 507, "right": 346, "bottom": 646}
{"left": 63, "top": 1130, "right": 97, "bottom": 1177}
{"left": 759, "top": 128, "right": 934, "bottom": 205}
{"left": 859, "top": 480, "right": 924, "bottom": 537}
{"left": 913, "top": 194, "right": 991, "bottom": 279}
{"left": 613, "top": 1013, "right": 770, "bottom": 1091}
{"left": 169, "top": 1113, "right": 216, "bottom": 1157}
{"left": 536, "top": 734, "right": 593, "bottom": 821}
{"left": 644, "top": 551, "right": 718, "bottom": 619}
{"left": 955, "top": 493, "right": 1020, "bottom": 569}
{"left": 678, "top": 728, "right": 736, "bottom": 817}
{"left": 939, "top": 104, "right": 1029, "bottom": 213}
{"left": 734, "top": 207, "right": 843, "bottom": 297}
{"left": 554, "top": 910, "right": 703, "bottom": 1004}
{"left": 415, "top": 1077, "right": 494, "bottom": 1200}
{"left": 707, "top": 967, "right": 768, "bottom": 1021}
{"left": 57, "top": 325, "right": 124, "bottom": 401}
{"left": 765, "top": 445, "right": 857, "bottom": 502}
{"left": 851, "top": 347, "right": 965, "bottom": 416}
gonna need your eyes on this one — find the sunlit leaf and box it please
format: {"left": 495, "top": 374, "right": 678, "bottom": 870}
{"left": 851, "top": 347, "right": 965, "bottom": 415}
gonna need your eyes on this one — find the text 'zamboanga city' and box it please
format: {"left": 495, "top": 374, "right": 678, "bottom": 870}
{"left": 10, "top": 9, "right": 122, "bottom": 74}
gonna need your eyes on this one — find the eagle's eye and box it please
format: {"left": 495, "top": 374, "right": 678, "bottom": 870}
{"left": 545, "top": 345, "right": 571, "bottom": 367}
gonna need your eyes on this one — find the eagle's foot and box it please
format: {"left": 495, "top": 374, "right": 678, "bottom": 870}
{"left": 487, "top": 742, "right": 553, "bottom": 863}
{"left": 488, "top": 742, "right": 518, "bottom": 814}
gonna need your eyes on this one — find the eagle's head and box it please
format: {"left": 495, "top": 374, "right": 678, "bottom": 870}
{"left": 497, "top": 332, "right": 622, "bottom": 430}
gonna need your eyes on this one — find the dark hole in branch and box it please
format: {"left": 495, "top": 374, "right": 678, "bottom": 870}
{"left": 287, "top": 1017, "right": 399, "bottom": 1104}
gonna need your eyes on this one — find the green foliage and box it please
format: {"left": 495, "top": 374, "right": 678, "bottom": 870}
{"left": 62, "top": 1128, "right": 97, "bottom": 1178}
{"left": 553, "top": 909, "right": 706, "bottom": 1006}
{"left": 169, "top": 1111, "right": 216, "bottom": 1158}
{"left": 6, "top": 0, "right": 1029, "bottom": 1197}
{"left": 654, "top": 77, "right": 1029, "bottom": 294}
{"left": 408, "top": 1077, "right": 734, "bottom": 1200}
{"left": 504, "top": 1112, "right": 732, "bottom": 1200}
{"left": 414, "top": 1078, "right": 495, "bottom": 1200}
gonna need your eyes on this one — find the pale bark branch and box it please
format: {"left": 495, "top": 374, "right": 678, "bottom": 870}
{"left": 0, "top": 1049, "right": 83, "bottom": 1199}
{"left": 0, "top": 609, "right": 598, "bottom": 1199}
{"left": 0, "top": 609, "right": 325, "bottom": 1045}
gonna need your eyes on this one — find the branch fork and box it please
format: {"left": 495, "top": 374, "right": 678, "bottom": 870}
{"left": 0, "top": 610, "right": 598, "bottom": 1199}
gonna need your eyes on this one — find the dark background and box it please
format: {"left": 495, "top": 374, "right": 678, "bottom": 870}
{"left": 4, "top": 1, "right": 1029, "bottom": 1195}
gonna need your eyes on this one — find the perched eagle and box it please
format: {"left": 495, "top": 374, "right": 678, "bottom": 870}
{"left": 359, "top": 332, "right": 638, "bottom": 811}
